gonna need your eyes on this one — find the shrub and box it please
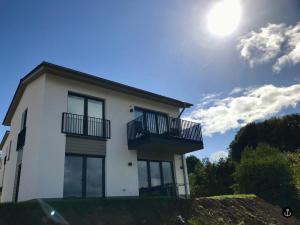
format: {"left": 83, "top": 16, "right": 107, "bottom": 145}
{"left": 235, "top": 143, "right": 297, "bottom": 206}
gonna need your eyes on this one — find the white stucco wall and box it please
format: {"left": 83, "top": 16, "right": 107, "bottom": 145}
{"left": 0, "top": 149, "right": 6, "bottom": 190}
{"left": 1, "top": 75, "right": 46, "bottom": 202}
{"left": 1, "top": 72, "right": 191, "bottom": 202}
{"left": 41, "top": 74, "right": 183, "bottom": 198}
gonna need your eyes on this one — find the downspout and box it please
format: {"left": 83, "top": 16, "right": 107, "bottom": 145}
{"left": 177, "top": 103, "right": 187, "bottom": 119}
{"left": 181, "top": 155, "right": 189, "bottom": 199}
{"left": 178, "top": 103, "right": 189, "bottom": 198}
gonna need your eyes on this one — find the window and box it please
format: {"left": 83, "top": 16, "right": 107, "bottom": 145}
{"left": 17, "top": 109, "right": 27, "bottom": 151}
{"left": 138, "top": 161, "right": 148, "bottom": 189}
{"left": 64, "top": 155, "right": 83, "bottom": 197}
{"left": 150, "top": 162, "right": 161, "bottom": 187}
{"left": 14, "top": 164, "right": 22, "bottom": 202}
{"left": 137, "top": 160, "right": 175, "bottom": 196}
{"left": 134, "top": 107, "right": 169, "bottom": 134}
{"left": 162, "top": 162, "right": 173, "bottom": 185}
{"left": 63, "top": 154, "right": 104, "bottom": 198}
{"left": 7, "top": 140, "right": 12, "bottom": 161}
{"left": 65, "top": 93, "right": 105, "bottom": 137}
{"left": 20, "top": 109, "right": 27, "bottom": 131}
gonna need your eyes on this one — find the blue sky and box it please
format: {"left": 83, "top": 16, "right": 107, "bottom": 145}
{"left": 1, "top": 0, "right": 300, "bottom": 160}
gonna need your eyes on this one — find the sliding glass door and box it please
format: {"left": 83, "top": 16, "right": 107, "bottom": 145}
{"left": 64, "top": 154, "right": 104, "bottom": 198}
{"left": 138, "top": 160, "right": 175, "bottom": 196}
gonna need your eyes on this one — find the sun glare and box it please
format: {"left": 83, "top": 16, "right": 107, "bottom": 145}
{"left": 207, "top": 0, "right": 242, "bottom": 36}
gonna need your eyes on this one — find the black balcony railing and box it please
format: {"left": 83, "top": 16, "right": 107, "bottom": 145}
{"left": 62, "top": 112, "right": 111, "bottom": 139}
{"left": 127, "top": 113, "right": 203, "bottom": 144}
{"left": 16, "top": 127, "right": 26, "bottom": 151}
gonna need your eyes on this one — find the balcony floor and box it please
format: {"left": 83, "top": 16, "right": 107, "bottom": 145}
{"left": 128, "top": 133, "right": 203, "bottom": 154}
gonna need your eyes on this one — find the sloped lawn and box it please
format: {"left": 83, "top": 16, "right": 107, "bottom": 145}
{"left": 0, "top": 195, "right": 299, "bottom": 225}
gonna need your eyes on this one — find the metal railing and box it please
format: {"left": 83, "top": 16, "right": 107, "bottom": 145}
{"left": 62, "top": 112, "right": 111, "bottom": 139}
{"left": 16, "top": 127, "right": 26, "bottom": 151}
{"left": 127, "top": 113, "right": 203, "bottom": 143}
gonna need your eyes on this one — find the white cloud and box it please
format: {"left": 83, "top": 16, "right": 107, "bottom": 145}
{"left": 209, "top": 151, "right": 228, "bottom": 163}
{"left": 229, "top": 87, "right": 244, "bottom": 95}
{"left": 238, "top": 22, "right": 300, "bottom": 73}
{"left": 184, "top": 84, "right": 300, "bottom": 136}
{"left": 198, "top": 93, "right": 222, "bottom": 106}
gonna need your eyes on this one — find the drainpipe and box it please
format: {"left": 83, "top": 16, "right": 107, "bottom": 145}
{"left": 181, "top": 155, "right": 189, "bottom": 199}
{"left": 178, "top": 103, "right": 189, "bottom": 198}
{"left": 177, "top": 103, "right": 187, "bottom": 119}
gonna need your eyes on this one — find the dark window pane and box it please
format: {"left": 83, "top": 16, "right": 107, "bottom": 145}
{"left": 162, "top": 162, "right": 173, "bottom": 185}
{"left": 88, "top": 100, "right": 103, "bottom": 136}
{"left": 67, "top": 95, "right": 84, "bottom": 134}
{"left": 150, "top": 162, "right": 161, "bottom": 187}
{"left": 86, "top": 157, "right": 103, "bottom": 197}
{"left": 146, "top": 112, "right": 157, "bottom": 133}
{"left": 68, "top": 95, "right": 84, "bottom": 115}
{"left": 138, "top": 161, "right": 148, "bottom": 189}
{"left": 64, "top": 155, "right": 82, "bottom": 197}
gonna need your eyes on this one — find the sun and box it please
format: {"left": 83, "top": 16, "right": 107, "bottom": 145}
{"left": 207, "top": 0, "right": 242, "bottom": 36}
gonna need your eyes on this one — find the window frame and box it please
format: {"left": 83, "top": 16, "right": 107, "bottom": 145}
{"left": 137, "top": 159, "right": 175, "bottom": 190}
{"left": 63, "top": 153, "right": 105, "bottom": 198}
{"left": 68, "top": 92, "right": 105, "bottom": 120}
{"left": 20, "top": 109, "right": 27, "bottom": 131}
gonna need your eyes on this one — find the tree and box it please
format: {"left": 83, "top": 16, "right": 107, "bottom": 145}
{"left": 234, "top": 144, "right": 297, "bottom": 206}
{"left": 190, "top": 158, "right": 235, "bottom": 197}
{"left": 229, "top": 114, "right": 300, "bottom": 162}
{"left": 186, "top": 155, "right": 201, "bottom": 174}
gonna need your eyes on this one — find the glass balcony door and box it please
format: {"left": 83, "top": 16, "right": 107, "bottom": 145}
{"left": 138, "top": 160, "right": 176, "bottom": 197}
{"left": 134, "top": 108, "right": 169, "bottom": 135}
{"left": 64, "top": 154, "right": 104, "bottom": 198}
{"left": 67, "top": 95, "right": 85, "bottom": 134}
{"left": 67, "top": 94, "right": 104, "bottom": 136}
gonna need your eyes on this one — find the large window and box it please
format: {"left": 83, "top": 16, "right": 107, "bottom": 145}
{"left": 137, "top": 160, "right": 175, "bottom": 196}
{"left": 63, "top": 154, "right": 104, "bottom": 198}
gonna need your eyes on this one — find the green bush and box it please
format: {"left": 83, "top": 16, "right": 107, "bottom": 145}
{"left": 234, "top": 143, "right": 297, "bottom": 206}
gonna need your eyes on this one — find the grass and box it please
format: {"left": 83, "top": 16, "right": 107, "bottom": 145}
{"left": 0, "top": 195, "right": 298, "bottom": 225}
{"left": 207, "top": 194, "right": 257, "bottom": 200}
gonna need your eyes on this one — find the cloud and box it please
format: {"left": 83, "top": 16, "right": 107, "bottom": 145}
{"left": 237, "top": 22, "right": 300, "bottom": 73}
{"left": 229, "top": 87, "right": 244, "bottom": 95}
{"left": 210, "top": 151, "right": 228, "bottom": 163}
{"left": 198, "top": 93, "right": 222, "bottom": 106}
{"left": 185, "top": 84, "right": 300, "bottom": 136}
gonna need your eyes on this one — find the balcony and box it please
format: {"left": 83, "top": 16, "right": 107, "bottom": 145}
{"left": 127, "top": 113, "right": 203, "bottom": 154}
{"left": 62, "top": 112, "right": 111, "bottom": 139}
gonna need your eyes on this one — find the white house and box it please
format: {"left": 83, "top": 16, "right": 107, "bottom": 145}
{"left": 0, "top": 62, "right": 203, "bottom": 203}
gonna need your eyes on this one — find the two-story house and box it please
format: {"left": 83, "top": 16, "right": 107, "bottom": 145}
{"left": 0, "top": 62, "right": 203, "bottom": 202}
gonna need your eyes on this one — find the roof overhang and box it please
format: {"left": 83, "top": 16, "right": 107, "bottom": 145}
{"left": 0, "top": 131, "right": 10, "bottom": 150}
{"left": 2, "top": 62, "right": 193, "bottom": 126}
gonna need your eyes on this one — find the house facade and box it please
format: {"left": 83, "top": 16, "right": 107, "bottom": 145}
{"left": 0, "top": 62, "right": 203, "bottom": 202}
